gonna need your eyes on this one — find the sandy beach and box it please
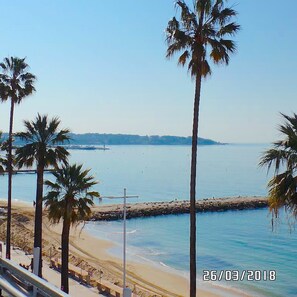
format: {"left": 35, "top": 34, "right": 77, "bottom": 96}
{"left": 0, "top": 200, "right": 252, "bottom": 297}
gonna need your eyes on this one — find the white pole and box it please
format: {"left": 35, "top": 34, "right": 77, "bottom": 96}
{"left": 33, "top": 247, "right": 40, "bottom": 297}
{"left": 123, "top": 189, "right": 132, "bottom": 297}
{"left": 123, "top": 188, "right": 127, "bottom": 289}
{"left": 33, "top": 247, "right": 40, "bottom": 276}
{"left": 101, "top": 189, "right": 137, "bottom": 297}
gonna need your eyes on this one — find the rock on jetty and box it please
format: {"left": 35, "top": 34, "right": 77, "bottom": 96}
{"left": 90, "top": 196, "right": 268, "bottom": 221}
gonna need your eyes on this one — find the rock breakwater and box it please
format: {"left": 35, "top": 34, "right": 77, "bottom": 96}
{"left": 90, "top": 196, "right": 268, "bottom": 221}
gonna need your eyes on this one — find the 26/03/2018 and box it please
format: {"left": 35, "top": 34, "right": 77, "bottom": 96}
{"left": 202, "top": 270, "right": 276, "bottom": 282}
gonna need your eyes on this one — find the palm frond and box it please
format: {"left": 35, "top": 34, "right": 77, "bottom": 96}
{"left": 195, "top": 0, "right": 213, "bottom": 17}
{"left": 178, "top": 50, "right": 190, "bottom": 66}
{"left": 166, "top": 25, "right": 192, "bottom": 55}
{"left": 175, "top": 1, "right": 198, "bottom": 31}
{"left": 259, "top": 148, "right": 288, "bottom": 173}
{"left": 261, "top": 113, "right": 297, "bottom": 223}
{"left": 217, "top": 22, "right": 240, "bottom": 37}
{"left": 0, "top": 56, "right": 36, "bottom": 104}
{"left": 15, "top": 114, "right": 70, "bottom": 170}
{"left": 166, "top": 0, "right": 239, "bottom": 78}
{"left": 44, "top": 164, "right": 99, "bottom": 226}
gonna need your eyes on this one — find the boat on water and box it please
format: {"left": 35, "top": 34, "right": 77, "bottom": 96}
{"left": 62, "top": 145, "right": 110, "bottom": 151}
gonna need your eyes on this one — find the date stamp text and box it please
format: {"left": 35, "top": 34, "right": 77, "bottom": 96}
{"left": 203, "top": 270, "right": 276, "bottom": 282}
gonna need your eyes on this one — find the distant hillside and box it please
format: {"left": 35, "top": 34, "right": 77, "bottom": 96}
{"left": 68, "top": 133, "right": 222, "bottom": 146}
{"left": 2, "top": 132, "right": 223, "bottom": 146}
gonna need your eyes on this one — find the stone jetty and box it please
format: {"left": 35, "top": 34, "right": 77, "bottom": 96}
{"left": 90, "top": 196, "right": 268, "bottom": 221}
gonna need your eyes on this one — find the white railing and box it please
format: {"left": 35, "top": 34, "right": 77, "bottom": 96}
{"left": 0, "top": 274, "right": 28, "bottom": 297}
{"left": 0, "top": 258, "right": 69, "bottom": 297}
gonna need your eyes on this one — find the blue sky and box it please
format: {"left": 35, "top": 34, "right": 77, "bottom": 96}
{"left": 0, "top": 0, "right": 296, "bottom": 143}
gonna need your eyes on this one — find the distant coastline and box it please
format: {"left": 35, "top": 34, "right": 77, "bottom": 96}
{"left": 64, "top": 133, "right": 223, "bottom": 146}
{"left": 4, "top": 132, "right": 224, "bottom": 146}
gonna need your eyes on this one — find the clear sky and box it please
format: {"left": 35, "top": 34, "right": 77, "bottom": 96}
{"left": 0, "top": 0, "right": 296, "bottom": 143}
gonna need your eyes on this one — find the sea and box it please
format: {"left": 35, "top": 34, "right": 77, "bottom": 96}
{"left": 0, "top": 144, "right": 296, "bottom": 297}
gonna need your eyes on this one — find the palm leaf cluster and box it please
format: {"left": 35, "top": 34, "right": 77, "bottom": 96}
{"left": 15, "top": 114, "right": 70, "bottom": 169}
{"left": 0, "top": 57, "right": 35, "bottom": 103}
{"left": 166, "top": 0, "right": 240, "bottom": 77}
{"left": 260, "top": 113, "right": 297, "bottom": 220}
{"left": 44, "top": 164, "right": 99, "bottom": 225}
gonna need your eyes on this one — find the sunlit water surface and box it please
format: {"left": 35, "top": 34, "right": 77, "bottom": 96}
{"left": 1, "top": 144, "right": 295, "bottom": 296}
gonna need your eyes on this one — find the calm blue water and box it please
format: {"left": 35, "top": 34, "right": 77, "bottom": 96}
{"left": 0, "top": 144, "right": 270, "bottom": 202}
{"left": 86, "top": 210, "right": 297, "bottom": 297}
{"left": 1, "top": 144, "right": 295, "bottom": 296}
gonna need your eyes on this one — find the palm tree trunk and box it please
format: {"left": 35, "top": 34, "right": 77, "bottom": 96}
{"left": 6, "top": 99, "right": 15, "bottom": 259}
{"left": 190, "top": 74, "right": 202, "bottom": 297}
{"left": 61, "top": 220, "right": 70, "bottom": 293}
{"left": 34, "top": 163, "right": 44, "bottom": 277}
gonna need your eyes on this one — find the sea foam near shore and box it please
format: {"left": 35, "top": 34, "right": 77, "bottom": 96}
{"left": 85, "top": 208, "right": 296, "bottom": 297}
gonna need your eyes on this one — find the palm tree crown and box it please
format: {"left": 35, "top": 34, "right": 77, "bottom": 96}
{"left": 0, "top": 57, "right": 36, "bottom": 102}
{"left": 15, "top": 114, "right": 70, "bottom": 169}
{"left": 166, "top": 0, "right": 240, "bottom": 77}
{"left": 260, "top": 113, "right": 297, "bottom": 221}
{"left": 44, "top": 164, "right": 99, "bottom": 225}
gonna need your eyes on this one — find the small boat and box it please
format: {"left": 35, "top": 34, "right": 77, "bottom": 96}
{"left": 62, "top": 145, "right": 110, "bottom": 151}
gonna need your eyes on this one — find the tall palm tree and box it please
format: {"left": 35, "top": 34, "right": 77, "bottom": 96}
{"left": 0, "top": 56, "right": 36, "bottom": 259}
{"left": 44, "top": 164, "right": 99, "bottom": 293}
{"left": 166, "top": 1, "right": 240, "bottom": 295}
{"left": 15, "top": 114, "right": 70, "bottom": 277}
{"left": 260, "top": 113, "right": 297, "bottom": 224}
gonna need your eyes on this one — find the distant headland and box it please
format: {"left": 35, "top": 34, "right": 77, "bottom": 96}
{"left": 4, "top": 132, "right": 224, "bottom": 146}
{"left": 67, "top": 133, "right": 224, "bottom": 146}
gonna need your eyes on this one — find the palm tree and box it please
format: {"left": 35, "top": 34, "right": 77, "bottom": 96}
{"left": 260, "top": 113, "right": 297, "bottom": 224}
{"left": 165, "top": 1, "right": 240, "bottom": 295}
{"left": 0, "top": 57, "right": 36, "bottom": 259}
{"left": 15, "top": 114, "right": 70, "bottom": 277}
{"left": 44, "top": 164, "right": 99, "bottom": 293}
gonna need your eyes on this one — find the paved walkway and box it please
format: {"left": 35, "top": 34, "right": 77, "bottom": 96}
{"left": 2, "top": 244, "right": 104, "bottom": 297}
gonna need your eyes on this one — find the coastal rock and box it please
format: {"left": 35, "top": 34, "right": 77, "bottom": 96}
{"left": 90, "top": 196, "right": 268, "bottom": 221}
